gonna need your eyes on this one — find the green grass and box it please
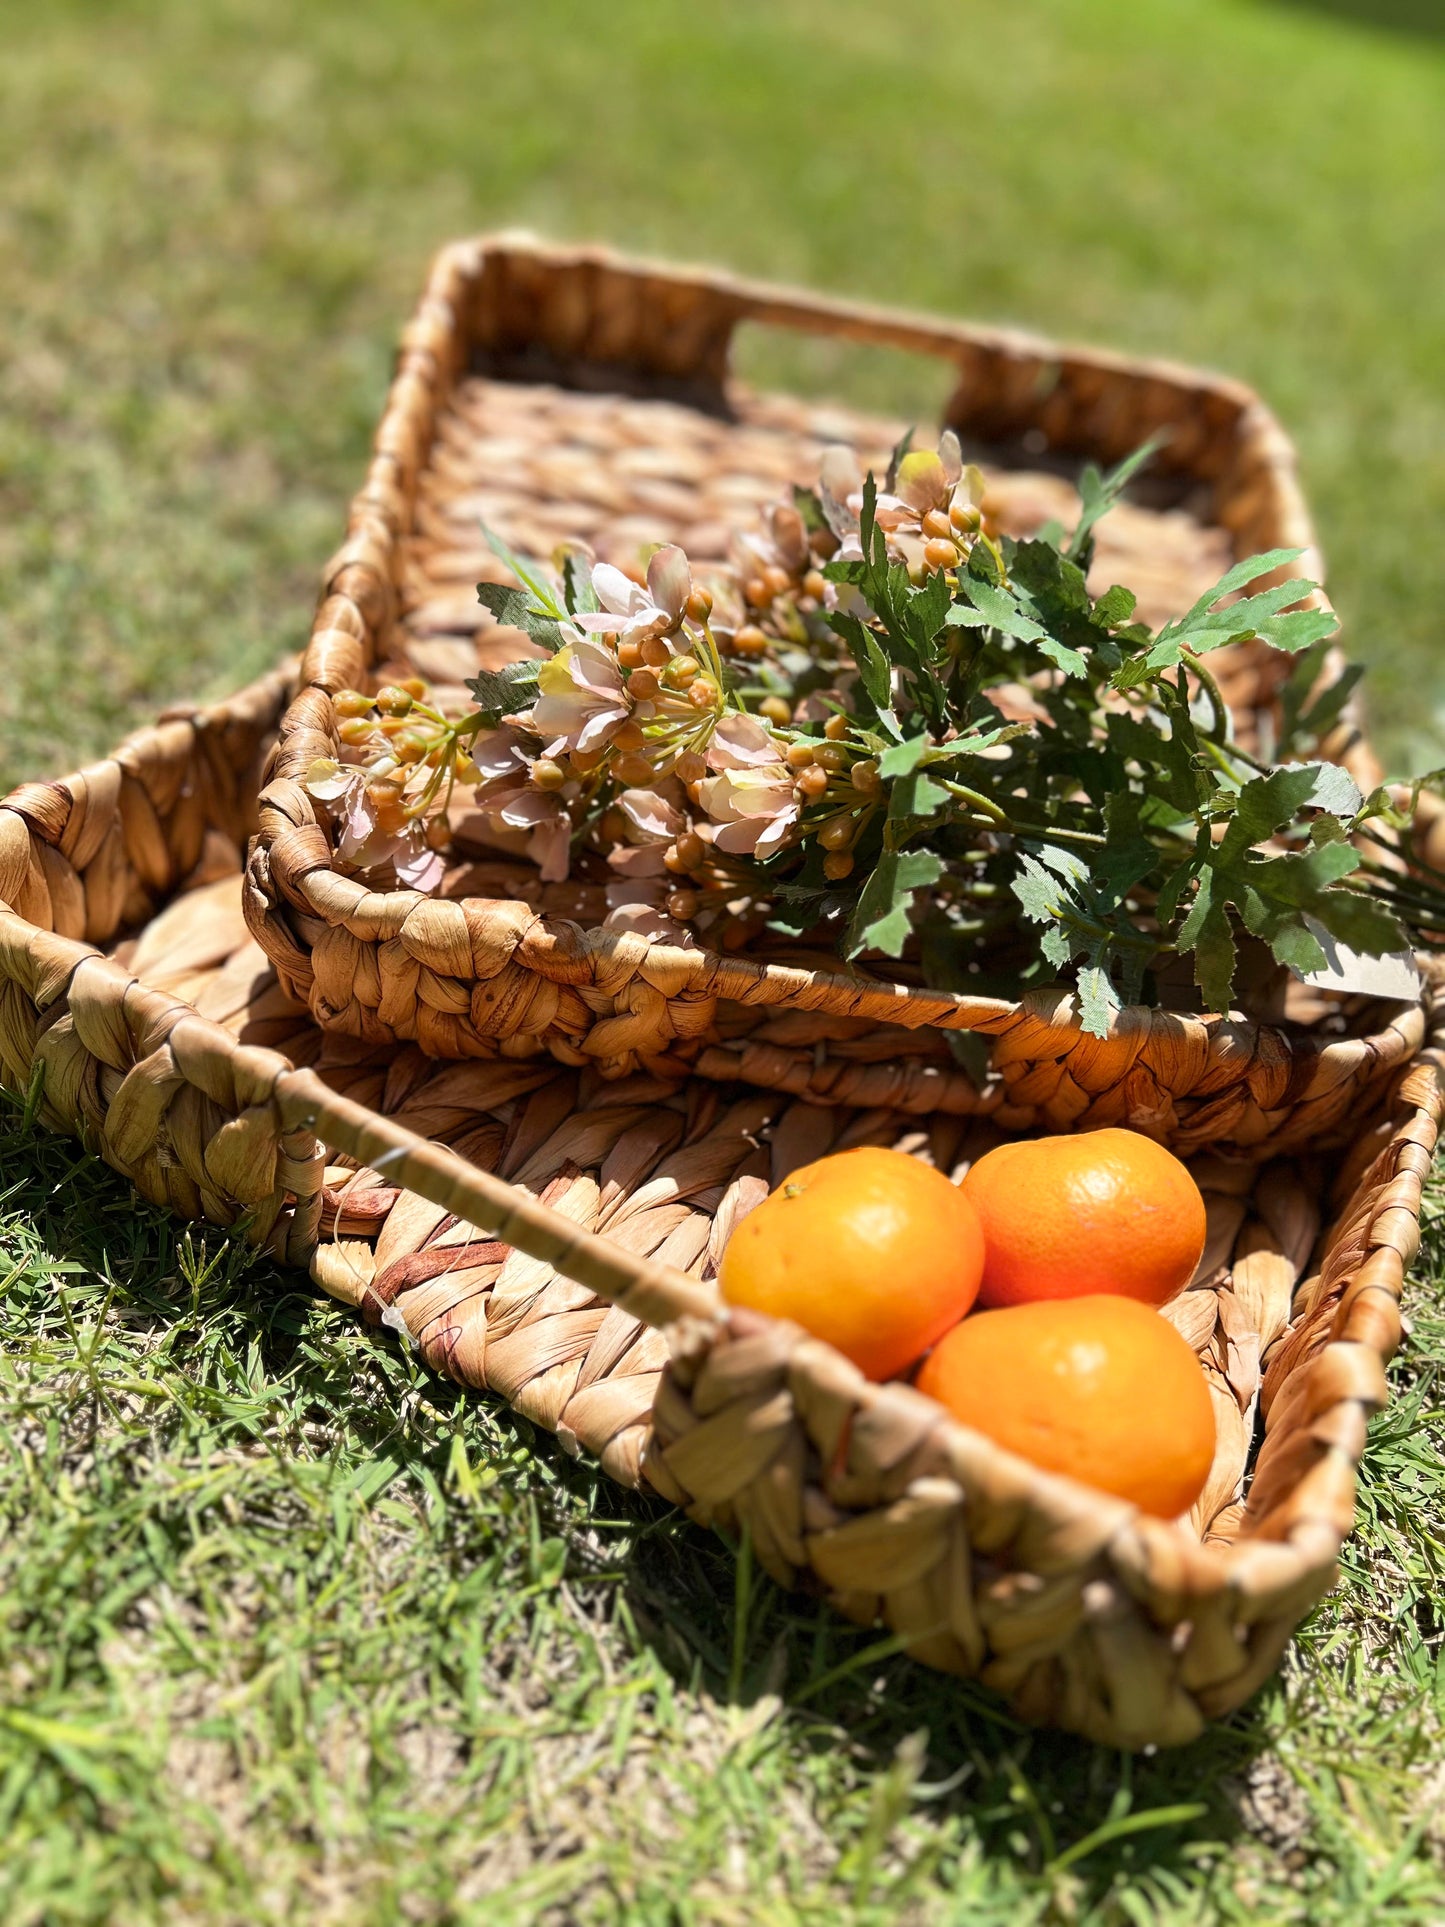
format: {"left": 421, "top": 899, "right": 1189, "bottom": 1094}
{"left": 3, "top": 0, "right": 1445, "bottom": 1918}
{"left": 1, "top": 0, "right": 1444, "bottom": 786}
{"left": 4, "top": 1095, "right": 1445, "bottom": 1924}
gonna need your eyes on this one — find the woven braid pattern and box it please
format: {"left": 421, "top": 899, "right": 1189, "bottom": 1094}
{"left": 2, "top": 847, "right": 1439, "bottom": 1746}
{"left": 1, "top": 654, "right": 1441, "bottom": 1743}
{"left": 243, "top": 235, "right": 1411, "bottom": 1154}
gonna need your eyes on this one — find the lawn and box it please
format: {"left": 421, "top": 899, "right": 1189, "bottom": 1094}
{"left": 2, "top": 0, "right": 1445, "bottom": 1920}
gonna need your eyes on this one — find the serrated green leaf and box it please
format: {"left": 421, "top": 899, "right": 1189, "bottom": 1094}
{"left": 481, "top": 522, "right": 565, "bottom": 618}
{"left": 1067, "top": 437, "right": 1165, "bottom": 563}
{"left": 1091, "top": 584, "right": 1138, "bottom": 629}
{"left": 947, "top": 577, "right": 1046, "bottom": 643}
{"left": 561, "top": 550, "right": 599, "bottom": 615}
{"left": 1036, "top": 637, "right": 1090, "bottom": 678}
{"left": 846, "top": 850, "right": 945, "bottom": 958}
{"left": 476, "top": 582, "right": 568, "bottom": 654}
{"left": 1076, "top": 965, "right": 1121, "bottom": 1037}
{"left": 464, "top": 658, "right": 543, "bottom": 725}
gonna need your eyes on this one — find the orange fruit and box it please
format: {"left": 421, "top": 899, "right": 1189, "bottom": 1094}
{"left": 718, "top": 1146, "right": 984, "bottom": 1381}
{"left": 915, "top": 1296, "right": 1216, "bottom": 1518}
{"left": 961, "top": 1128, "right": 1206, "bottom": 1309}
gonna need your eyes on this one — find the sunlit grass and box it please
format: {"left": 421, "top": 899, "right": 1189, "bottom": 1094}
{"left": 3, "top": 0, "right": 1445, "bottom": 1917}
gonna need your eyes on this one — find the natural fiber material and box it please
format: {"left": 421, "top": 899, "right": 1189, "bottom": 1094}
{"left": 242, "top": 235, "right": 1413, "bottom": 1155}
{"left": 2, "top": 670, "right": 1441, "bottom": 1746}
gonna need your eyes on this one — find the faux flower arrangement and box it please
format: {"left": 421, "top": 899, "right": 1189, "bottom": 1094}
{"left": 305, "top": 435, "right": 1438, "bottom": 1037}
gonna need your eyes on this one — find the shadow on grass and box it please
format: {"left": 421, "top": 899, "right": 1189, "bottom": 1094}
{"left": 0, "top": 1104, "right": 1263, "bottom": 1906}
{"left": 1273, "top": 0, "right": 1445, "bottom": 37}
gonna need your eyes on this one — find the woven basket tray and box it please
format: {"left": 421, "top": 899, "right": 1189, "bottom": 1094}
{"left": 242, "top": 234, "right": 1421, "bottom": 1160}
{"left": 4, "top": 669, "right": 1443, "bottom": 1748}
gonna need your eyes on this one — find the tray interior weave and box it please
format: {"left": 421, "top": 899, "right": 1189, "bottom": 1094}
{"left": 119, "top": 869, "right": 1407, "bottom": 1546}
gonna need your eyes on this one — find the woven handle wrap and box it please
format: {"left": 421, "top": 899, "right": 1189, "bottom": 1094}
{"left": 275, "top": 1066, "right": 717, "bottom": 1330}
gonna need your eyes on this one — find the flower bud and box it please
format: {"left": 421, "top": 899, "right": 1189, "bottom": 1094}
{"left": 627, "top": 668, "right": 661, "bottom": 700}
{"left": 823, "top": 850, "right": 855, "bottom": 881}
{"left": 666, "top": 888, "right": 700, "bottom": 920}
{"left": 743, "top": 576, "right": 772, "bottom": 609}
{"left": 641, "top": 634, "right": 672, "bottom": 668}
{"left": 675, "top": 831, "right": 706, "bottom": 869}
{"left": 786, "top": 742, "right": 817, "bottom": 769}
{"left": 685, "top": 587, "right": 713, "bottom": 624}
{"left": 921, "top": 509, "right": 953, "bottom": 541}
{"left": 338, "top": 717, "right": 375, "bottom": 747}
{"left": 686, "top": 678, "right": 718, "bottom": 711}
{"left": 375, "top": 685, "right": 413, "bottom": 717}
{"left": 824, "top": 714, "right": 849, "bottom": 741}
{"left": 850, "top": 758, "right": 881, "bottom": 795}
{"left": 924, "top": 539, "right": 959, "bottom": 572}
{"left": 732, "top": 625, "right": 770, "bottom": 659}
{"left": 399, "top": 677, "right": 428, "bottom": 700}
{"left": 763, "top": 565, "right": 792, "bottom": 601}
{"left": 665, "top": 656, "right": 700, "bottom": 687}
{"left": 395, "top": 729, "right": 431, "bottom": 764}
{"left": 795, "top": 765, "right": 829, "bottom": 800}
{"left": 674, "top": 750, "right": 707, "bottom": 785}
{"left": 815, "top": 743, "right": 849, "bottom": 774}
{"left": 532, "top": 757, "right": 566, "bottom": 790}
{"left": 819, "top": 815, "right": 856, "bottom": 851}
{"left": 618, "top": 640, "right": 644, "bottom": 670}
{"left": 802, "top": 569, "right": 828, "bottom": 602}
{"left": 612, "top": 720, "right": 646, "bottom": 752}
{"left": 613, "top": 751, "right": 655, "bottom": 786}
{"left": 334, "top": 689, "right": 375, "bottom": 718}
{"left": 950, "top": 499, "right": 982, "bottom": 533}
{"left": 759, "top": 697, "right": 792, "bottom": 727}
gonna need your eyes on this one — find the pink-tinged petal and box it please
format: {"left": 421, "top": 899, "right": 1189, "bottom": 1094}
{"left": 617, "top": 787, "right": 683, "bottom": 840}
{"left": 607, "top": 843, "right": 670, "bottom": 879}
{"left": 896, "top": 449, "right": 948, "bottom": 513}
{"left": 572, "top": 637, "right": 626, "bottom": 696}
{"left": 646, "top": 545, "right": 691, "bottom": 620}
{"left": 305, "top": 758, "right": 356, "bottom": 802}
{"left": 396, "top": 843, "right": 447, "bottom": 891}
{"left": 711, "top": 818, "right": 765, "bottom": 855}
{"left": 820, "top": 444, "right": 861, "bottom": 502}
{"left": 591, "top": 562, "right": 646, "bottom": 619}
{"left": 768, "top": 505, "right": 809, "bottom": 575}
{"left": 575, "top": 704, "right": 630, "bottom": 753}
{"left": 571, "top": 609, "right": 627, "bottom": 634}
{"left": 708, "top": 711, "right": 779, "bottom": 770}
{"left": 871, "top": 492, "right": 911, "bottom": 531}
{"left": 528, "top": 814, "right": 574, "bottom": 882}
{"left": 939, "top": 429, "right": 964, "bottom": 488}
{"left": 752, "top": 805, "right": 799, "bottom": 858}
{"left": 497, "top": 789, "right": 563, "bottom": 832}
{"left": 337, "top": 788, "right": 379, "bottom": 861}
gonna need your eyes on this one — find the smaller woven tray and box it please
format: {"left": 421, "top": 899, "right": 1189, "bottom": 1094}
{"left": 245, "top": 234, "right": 1409, "bottom": 1159}
{"left": 3, "top": 668, "right": 1441, "bottom": 1747}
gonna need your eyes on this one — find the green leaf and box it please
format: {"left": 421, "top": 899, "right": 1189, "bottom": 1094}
{"left": 465, "top": 658, "right": 543, "bottom": 725}
{"left": 947, "top": 577, "right": 1046, "bottom": 644}
{"left": 476, "top": 582, "right": 568, "bottom": 654}
{"left": 1091, "top": 584, "right": 1138, "bottom": 629}
{"left": 1148, "top": 550, "right": 1337, "bottom": 664}
{"left": 561, "top": 550, "right": 599, "bottom": 615}
{"left": 846, "top": 850, "right": 944, "bottom": 958}
{"left": 791, "top": 484, "right": 828, "bottom": 533}
{"left": 481, "top": 522, "right": 565, "bottom": 618}
{"left": 1067, "top": 437, "right": 1165, "bottom": 563}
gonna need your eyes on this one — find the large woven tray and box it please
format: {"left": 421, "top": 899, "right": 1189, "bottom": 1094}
{"left": 3, "top": 670, "right": 1442, "bottom": 1748}
{"left": 242, "top": 235, "right": 1421, "bottom": 1159}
